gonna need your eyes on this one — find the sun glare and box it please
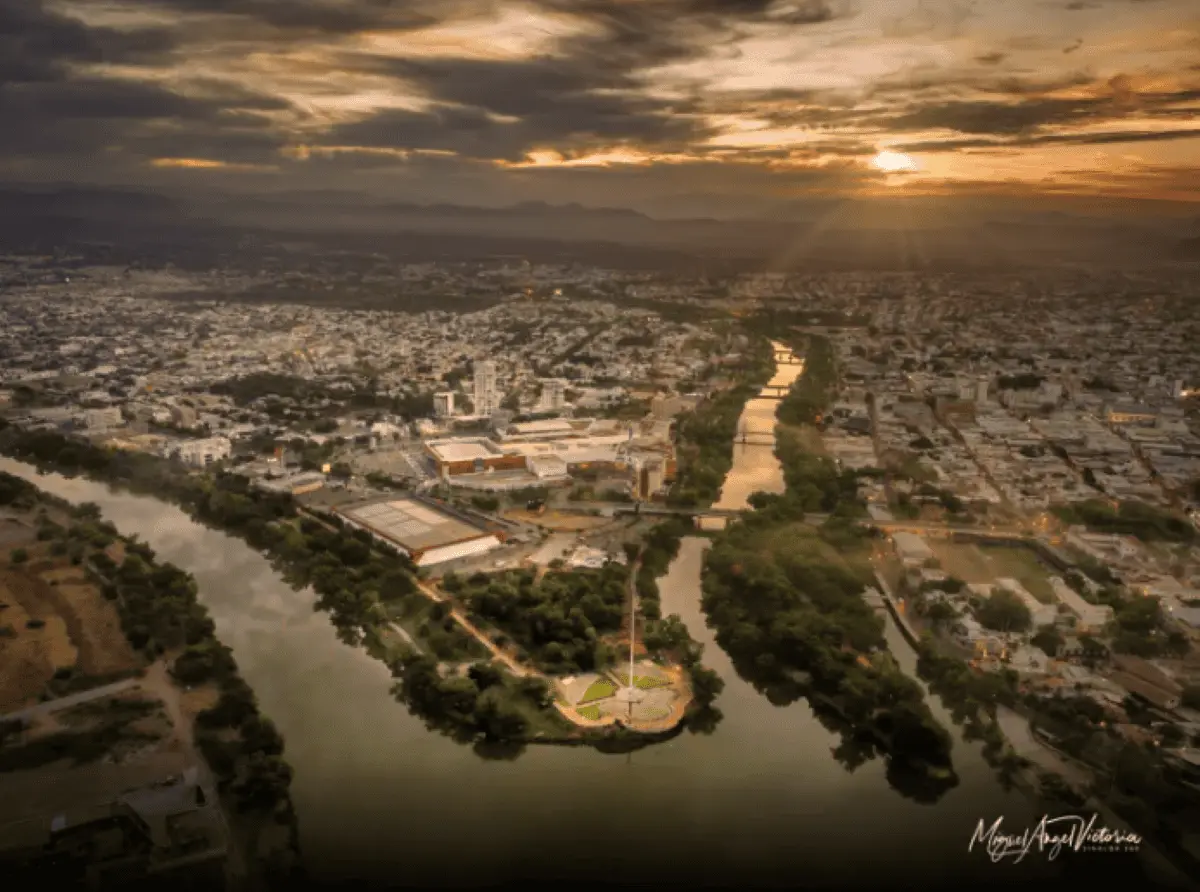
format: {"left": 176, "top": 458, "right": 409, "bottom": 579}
{"left": 872, "top": 150, "right": 918, "bottom": 173}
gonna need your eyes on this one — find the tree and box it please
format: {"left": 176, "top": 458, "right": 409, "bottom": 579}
{"left": 975, "top": 589, "right": 1033, "bottom": 633}
{"left": 1031, "top": 626, "right": 1064, "bottom": 658}
{"left": 10, "top": 548, "right": 28, "bottom": 564}
{"left": 1182, "top": 685, "right": 1200, "bottom": 711}
{"left": 923, "top": 600, "right": 958, "bottom": 630}
{"left": 689, "top": 665, "right": 724, "bottom": 707}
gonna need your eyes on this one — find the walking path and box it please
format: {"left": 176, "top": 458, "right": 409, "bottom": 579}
{"left": 0, "top": 677, "right": 141, "bottom": 725}
{"left": 139, "top": 660, "right": 246, "bottom": 883}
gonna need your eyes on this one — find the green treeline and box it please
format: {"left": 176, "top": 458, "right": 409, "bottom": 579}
{"left": 776, "top": 335, "right": 836, "bottom": 427}
{"left": 667, "top": 337, "right": 774, "bottom": 508}
{"left": 697, "top": 334, "right": 960, "bottom": 797}
{"left": 1053, "top": 499, "right": 1196, "bottom": 543}
{"left": 701, "top": 520, "right": 956, "bottom": 783}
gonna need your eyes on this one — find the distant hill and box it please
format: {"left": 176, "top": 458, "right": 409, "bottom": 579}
{"left": 0, "top": 182, "right": 1189, "bottom": 270}
{"left": 1170, "top": 235, "right": 1200, "bottom": 260}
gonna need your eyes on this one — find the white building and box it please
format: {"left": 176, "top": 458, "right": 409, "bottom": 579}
{"left": 541, "top": 378, "right": 566, "bottom": 412}
{"left": 1048, "top": 576, "right": 1114, "bottom": 633}
{"left": 85, "top": 407, "right": 123, "bottom": 430}
{"left": 473, "top": 360, "right": 499, "bottom": 417}
{"left": 433, "top": 392, "right": 456, "bottom": 418}
{"left": 892, "top": 531, "right": 935, "bottom": 567}
{"left": 172, "top": 436, "right": 232, "bottom": 468}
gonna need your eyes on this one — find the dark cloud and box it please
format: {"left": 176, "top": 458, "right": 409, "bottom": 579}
{"left": 887, "top": 97, "right": 1104, "bottom": 134}
{"left": 116, "top": 0, "right": 446, "bottom": 36}
{"left": 895, "top": 126, "right": 1200, "bottom": 152}
{"left": 0, "top": 0, "right": 182, "bottom": 84}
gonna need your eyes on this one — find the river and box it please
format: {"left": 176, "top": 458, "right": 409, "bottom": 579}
{"left": 0, "top": 343, "right": 1064, "bottom": 890}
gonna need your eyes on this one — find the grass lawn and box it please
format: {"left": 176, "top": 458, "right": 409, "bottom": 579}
{"left": 614, "top": 673, "right": 670, "bottom": 690}
{"left": 579, "top": 678, "right": 617, "bottom": 704}
{"left": 928, "top": 541, "right": 1055, "bottom": 603}
{"left": 576, "top": 705, "right": 603, "bottom": 721}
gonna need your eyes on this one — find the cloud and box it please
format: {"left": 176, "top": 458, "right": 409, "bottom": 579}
{"left": 0, "top": 0, "right": 182, "bottom": 84}
{"left": 887, "top": 97, "right": 1105, "bottom": 135}
{"left": 894, "top": 127, "right": 1200, "bottom": 152}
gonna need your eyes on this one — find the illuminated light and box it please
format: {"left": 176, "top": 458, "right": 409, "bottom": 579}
{"left": 871, "top": 150, "right": 918, "bottom": 173}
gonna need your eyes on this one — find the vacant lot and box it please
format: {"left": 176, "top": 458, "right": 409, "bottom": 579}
{"left": 0, "top": 544, "right": 141, "bottom": 713}
{"left": 503, "top": 509, "right": 612, "bottom": 531}
{"left": 928, "top": 541, "right": 1055, "bottom": 602}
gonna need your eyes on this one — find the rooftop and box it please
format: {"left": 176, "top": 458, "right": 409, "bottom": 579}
{"left": 339, "top": 497, "right": 489, "bottom": 552}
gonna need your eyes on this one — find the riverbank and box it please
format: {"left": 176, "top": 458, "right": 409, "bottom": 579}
{"left": 0, "top": 470, "right": 302, "bottom": 889}
{"left": 0, "top": 424, "right": 706, "bottom": 752}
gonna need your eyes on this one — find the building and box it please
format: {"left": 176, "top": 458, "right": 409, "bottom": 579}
{"left": 993, "top": 578, "right": 1058, "bottom": 627}
{"left": 0, "top": 767, "right": 227, "bottom": 883}
{"left": 473, "top": 360, "right": 499, "bottom": 417}
{"left": 433, "top": 392, "right": 455, "bottom": 418}
{"left": 630, "top": 453, "right": 666, "bottom": 501}
{"left": 425, "top": 438, "right": 526, "bottom": 479}
{"left": 336, "top": 497, "right": 502, "bottom": 567}
{"left": 84, "top": 407, "right": 123, "bottom": 430}
{"left": 1048, "top": 576, "right": 1113, "bottom": 633}
{"left": 541, "top": 378, "right": 566, "bottom": 412}
{"left": 891, "top": 531, "right": 935, "bottom": 568}
{"left": 171, "top": 436, "right": 231, "bottom": 468}
{"left": 170, "top": 405, "right": 198, "bottom": 428}
{"left": 975, "top": 377, "right": 990, "bottom": 404}
{"left": 257, "top": 471, "right": 325, "bottom": 496}
{"left": 1106, "top": 403, "right": 1158, "bottom": 426}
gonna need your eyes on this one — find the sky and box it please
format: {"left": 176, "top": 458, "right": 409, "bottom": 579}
{"left": 3, "top": 0, "right": 1199, "bottom": 217}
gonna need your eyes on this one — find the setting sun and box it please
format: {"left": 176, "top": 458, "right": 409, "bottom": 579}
{"left": 872, "top": 150, "right": 918, "bottom": 173}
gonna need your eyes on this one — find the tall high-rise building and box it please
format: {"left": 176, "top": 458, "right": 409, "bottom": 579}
{"left": 975, "top": 377, "right": 990, "bottom": 404}
{"left": 433, "top": 392, "right": 455, "bottom": 418}
{"left": 473, "top": 360, "right": 499, "bottom": 417}
{"left": 541, "top": 378, "right": 566, "bottom": 412}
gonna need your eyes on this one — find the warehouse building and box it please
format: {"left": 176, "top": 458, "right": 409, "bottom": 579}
{"left": 336, "top": 497, "right": 501, "bottom": 567}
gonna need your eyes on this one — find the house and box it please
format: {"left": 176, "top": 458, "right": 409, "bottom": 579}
{"left": 993, "top": 577, "right": 1058, "bottom": 627}
{"left": 891, "top": 531, "right": 935, "bottom": 568}
{"left": 1048, "top": 576, "right": 1114, "bottom": 633}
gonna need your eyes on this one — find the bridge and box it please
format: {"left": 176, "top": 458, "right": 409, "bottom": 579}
{"left": 757, "top": 384, "right": 791, "bottom": 400}
{"left": 735, "top": 423, "right": 775, "bottom": 446}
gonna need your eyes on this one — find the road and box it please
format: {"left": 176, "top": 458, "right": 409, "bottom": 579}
{"left": 410, "top": 576, "right": 531, "bottom": 678}
{"left": 139, "top": 661, "right": 246, "bottom": 883}
{"left": 0, "top": 677, "right": 142, "bottom": 725}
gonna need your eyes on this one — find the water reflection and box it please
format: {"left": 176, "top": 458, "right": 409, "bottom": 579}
{"left": 2, "top": 433, "right": 1050, "bottom": 890}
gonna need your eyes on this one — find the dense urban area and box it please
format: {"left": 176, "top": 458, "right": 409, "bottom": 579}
{"left": 1, "top": 253, "right": 1199, "bottom": 888}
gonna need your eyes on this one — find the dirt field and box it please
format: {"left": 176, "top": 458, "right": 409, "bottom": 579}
{"left": 0, "top": 544, "right": 141, "bottom": 714}
{"left": 928, "top": 541, "right": 1055, "bottom": 602}
{"left": 503, "top": 509, "right": 613, "bottom": 531}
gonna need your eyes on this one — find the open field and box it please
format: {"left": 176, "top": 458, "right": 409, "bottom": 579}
{"left": 928, "top": 541, "right": 1055, "bottom": 602}
{"left": 0, "top": 544, "right": 141, "bottom": 714}
{"left": 503, "top": 509, "right": 612, "bottom": 531}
